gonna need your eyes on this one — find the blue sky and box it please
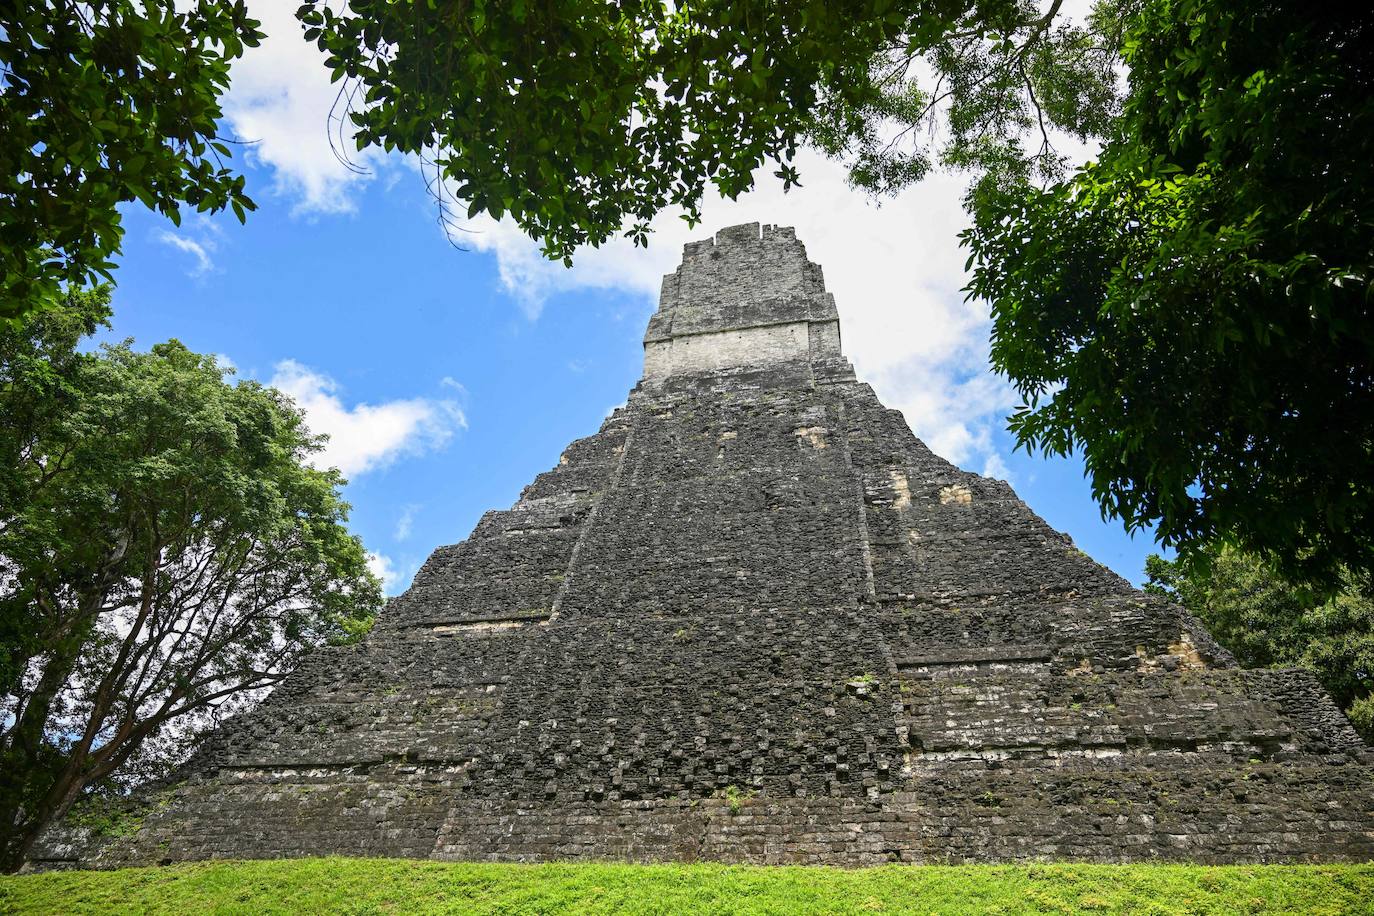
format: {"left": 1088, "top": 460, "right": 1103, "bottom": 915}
{"left": 99, "top": 2, "right": 1165, "bottom": 595}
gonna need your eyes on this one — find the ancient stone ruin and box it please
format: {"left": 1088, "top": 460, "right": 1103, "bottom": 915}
{"left": 39, "top": 223, "right": 1374, "bottom": 867}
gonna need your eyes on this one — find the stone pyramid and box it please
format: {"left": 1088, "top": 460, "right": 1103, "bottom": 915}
{"left": 41, "top": 223, "right": 1374, "bottom": 867}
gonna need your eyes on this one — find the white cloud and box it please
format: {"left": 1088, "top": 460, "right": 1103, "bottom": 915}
{"left": 223, "top": 2, "right": 385, "bottom": 213}
{"left": 367, "top": 551, "right": 400, "bottom": 593}
{"left": 394, "top": 504, "right": 420, "bottom": 542}
{"left": 156, "top": 231, "right": 215, "bottom": 276}
{"left": 981, "top": 452, "right": 1013, "bottom": 484}
{"left": 368, "top": 551, "right": 421, "bottom": 597}
{"left": 269, "top": 360, "right": 466, "bottom": 478}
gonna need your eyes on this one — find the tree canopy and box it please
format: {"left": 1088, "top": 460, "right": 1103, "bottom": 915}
{"left": 965, "top": 2, "right": 1374, "bottom": 587}
{"left": 300, "top": 0, "right": 1113, "bottom": 258}
{"left": 0, "top": 1, "right": 263, "bottom": 323}
{"left": 1145, "top": 549, "right": 1374, "bottom": 744}
{"left": 0, "top": 290, "right": 381, "bottom": 869}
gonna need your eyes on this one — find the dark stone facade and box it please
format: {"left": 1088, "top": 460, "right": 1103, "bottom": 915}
{"left": 35, "top": 223, "right": 1374, "bottom": 867}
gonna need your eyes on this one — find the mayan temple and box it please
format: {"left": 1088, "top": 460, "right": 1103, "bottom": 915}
{"left": 38, "top": 223, "right": 1374, "bottom": 867}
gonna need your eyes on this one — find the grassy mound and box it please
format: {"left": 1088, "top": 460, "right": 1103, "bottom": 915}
{"left": 2, "top": 858, "right": 1371, "bottom": 914}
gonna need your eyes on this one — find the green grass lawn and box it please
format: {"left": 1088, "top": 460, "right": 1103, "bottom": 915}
{"left": 2, "top": 859, "right": 1371, "bottom": 915}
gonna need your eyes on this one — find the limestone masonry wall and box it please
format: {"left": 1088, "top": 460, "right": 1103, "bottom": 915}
{"left": 33, "top": 223, "right": 1374, "bottom": 868}
{"left": 643, "top": 223, "right": 842, "bottom": 380}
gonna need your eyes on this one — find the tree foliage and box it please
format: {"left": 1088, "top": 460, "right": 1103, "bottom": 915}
{"left": 1145, "top": 549, "right": 1374, "bottom": 744}
{"left": 0, "top": 1, "right": 264, "bottom": 323}
{"left": 299, "top": 0, "right": 1104, "bottom": 260}
{"left": 0, "top": 291, "right": 381, "bottom": 870}
{"left": 964, "top": 2, "right": 1374, "bottom": 586}
{"left": 806, "top": 0, "right": 1129, "bottom": 198}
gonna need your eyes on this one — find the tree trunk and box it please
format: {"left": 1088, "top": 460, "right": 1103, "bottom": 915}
{"left": 0, "top": 639, "right": 81, "bottom": 872}
{"left": 0, "top": 558, "right": 124, "bottom": 872}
